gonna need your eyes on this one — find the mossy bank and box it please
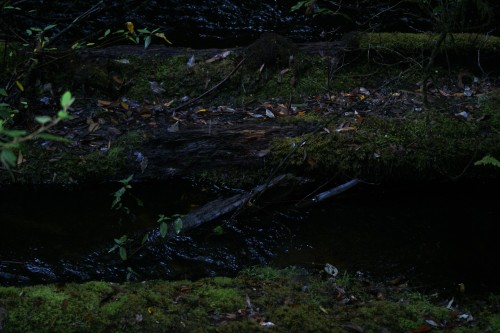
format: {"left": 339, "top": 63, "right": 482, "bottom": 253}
{"left": 1, "top": 266, "right": 499, "bottom": 333}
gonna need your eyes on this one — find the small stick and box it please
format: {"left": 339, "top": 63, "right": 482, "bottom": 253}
{"left": 171, "top": 57, "right": 246, "bottom": 112}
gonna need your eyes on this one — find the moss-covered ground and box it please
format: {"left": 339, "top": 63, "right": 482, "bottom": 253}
{"left": 2, "top": 32, "right": 499, "bottom": 185}
{"left": 0, "top": 267, "right": 498, "bottom": 332}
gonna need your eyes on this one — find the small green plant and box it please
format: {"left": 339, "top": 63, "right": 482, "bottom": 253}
{"left": 108, "top": 235, "right": 129, "bottom": 261}
{"left": 126, "top": 267, "right": 140, "bottom": 281}
{"left": 336, "top": 271, "right": 351, "bottom": 287}
{"left": 75, "top": 22, "right": 172, "bottom": 50}
{"left": 475, "top": 155, "right": 500, "bottom": 168}
{"left": 212, "top": 225, "right": 224, "bottom": 235}
{"left": 157, "top": 213, "right": 183, "bottom": 238}
{"left": 25, "top": 24, "right": 58, "bottom": 52}
{"left": 0, "top": 88, "right": 18, "bottom": 124}
{"left": 0, "top": 90, "right": 73, "bottom": 172}
{"left": 111, "top": 174, "right": 143, "bottom": 217}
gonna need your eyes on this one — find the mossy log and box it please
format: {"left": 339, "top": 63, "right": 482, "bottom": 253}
{"left": 356, "top": 32, "right": 500, "bottom": 55}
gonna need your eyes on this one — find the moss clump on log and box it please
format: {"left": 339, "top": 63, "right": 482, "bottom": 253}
{"left": 357, "top": 32, "right": 500, "bottom": 54}
{"left": 269, "top": 101, "right": 500, "bottom": 182}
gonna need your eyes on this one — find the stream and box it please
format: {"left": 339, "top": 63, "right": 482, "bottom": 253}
{"left": 1, "top": 179, "right": 498, "bottom": 296}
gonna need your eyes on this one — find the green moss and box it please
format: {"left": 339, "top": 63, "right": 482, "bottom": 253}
{"left": 358, "top": 32, "right": 500, "bottom": 54}
{"left": 123, "top": 39, "right": 328, "bottom": 106}
{"left": 269, "top": 107, "right": 499, "bottom": 181}
{"left": 477, "top": 92, "right": 500, "bottom": 130}
{"left": 4, "top": 128, "right": 148, "bottom": 184}
{"left": 272, "top": 304, "right": 335, "bottom": 332}
{"left": 1, "top": 268, "right": 498, "bottom": 333}
{"left": 128, "top": 52, "right": 243, "bottom": 103}
{"left": 182, "top": 277, "right": 246, "bottom": 315}
{"left": 240, "top": 265, "right": 308, "bottom": 281}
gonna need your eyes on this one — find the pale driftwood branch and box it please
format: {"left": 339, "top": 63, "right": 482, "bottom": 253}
{"left": 296, "top": 179, "right": 360, "bottom": 208}
{"left": 160, "top": 174, "right": 290, "bottom": 239}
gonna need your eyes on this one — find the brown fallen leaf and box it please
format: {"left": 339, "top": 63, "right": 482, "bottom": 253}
{"left": 97, "top": 99, "right": 113, "bottom": 106}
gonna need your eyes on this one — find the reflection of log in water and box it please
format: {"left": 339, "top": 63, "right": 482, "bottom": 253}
{"left": 158, "top": 176, "right": 360, "bottom": 240}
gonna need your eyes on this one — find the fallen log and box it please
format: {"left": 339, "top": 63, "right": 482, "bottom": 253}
{"left": 296, "top": 179, "right": 361, "bottom": 209}
{"left": 153, "top": 176, "right": 361, "bottom": 241}
{"left": 157, "top": 174, "right": 292, "bottom": 240}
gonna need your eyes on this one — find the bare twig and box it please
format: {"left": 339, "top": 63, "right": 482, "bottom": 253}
{"left": 46, "top": 0, "right": 105, "bottom": 47}
{"left": 171, "top": 57, "right": 246, "bottom": 112}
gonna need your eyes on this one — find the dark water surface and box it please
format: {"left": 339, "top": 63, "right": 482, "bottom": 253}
{"left": 0, "top": 179, "right": 498, "bottom": 296}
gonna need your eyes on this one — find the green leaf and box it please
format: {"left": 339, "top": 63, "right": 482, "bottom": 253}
{"left": 141, "top": 234, "right": 149, "bottom": 245}
{"left": 174, "top": 217, "right": 183, "bottom": 234}
{"left": 213, "top": 225, "right": 224, "bottom": 235}
{"left": 35, "top": 116, "right": 52, "bottom": 124}
{"left": 104, "top": 29, "right": 110, "bottom": 37}
{"left": 60, "top": 91, "right": 75, "bottom": 110}
{"left": 111, "top": 197, "right": 120, "bottom": 209}
{"left": 119, "top": 174, "right": 134, "bottom": 185}
{"left": 43, "top": 24, "right": 57, "bottom": 31}
{"left": 0, "top": 88, "right": 7, "bottom": 97}
{"left": 115, "top": 235, "right": 127, "bottom": 244}
{"left": 119, "top": 246, "right": 127, "bottom": 260}
{"left": 0, "top": 149, "right": 17, "bottom": 166}
{"left": 137, "top": 28, "right": 150, "bottom": 33}
{"left": 57, "top": 110, "right": 71, "bottom": 119}
{"left": 291, "top": 1, "right": 307, "bottom": 11}
{"left": 114, "top": 187, "right": 126, "bottom": 198}
{"left": 3, "top": 130, "right": 27, "bottom": 137}
{"left": 35, "top": 133, "right": 70, "bottom": 142}
{"left": 144, "top": 35, "right": 151, "bottom": 49}
{"left": 474, "top": 155, "right": 500, "bottom": 167}
{"left": 160, "top": 222, "right": 168, "bottom": 238}
{"left": 108, "top": 244, "right": 119, "bottom": 253}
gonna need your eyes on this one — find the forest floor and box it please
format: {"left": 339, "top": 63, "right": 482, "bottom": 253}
{"left": 3, "top": 35, "right": 500, "bottom": 186}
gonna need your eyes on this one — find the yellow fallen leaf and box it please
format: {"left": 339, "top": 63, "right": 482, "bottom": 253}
{"left": 163, "top": 99, "right": 175, "bottom": 107}
{"left": 154, "top": 32, "right": 172, "bottom": 44}
{"left": 15, "top": 80, "right": 24, "bottom": 92}
{"left": 197, "top": 108, "right": 207, "bottom": 113}
{"left": 126, "top": 21, "right": 134, "bottom": 34}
